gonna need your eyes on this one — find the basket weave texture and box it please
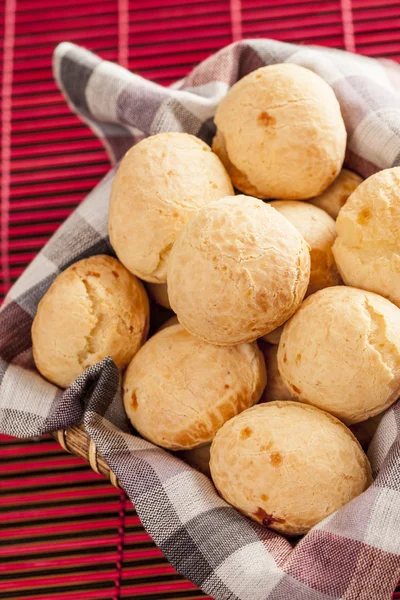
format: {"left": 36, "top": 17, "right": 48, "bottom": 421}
{"left": 52, "top": 426, "right": 121, "bottom": 488}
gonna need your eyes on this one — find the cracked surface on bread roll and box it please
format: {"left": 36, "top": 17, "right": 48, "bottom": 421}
{"left": 32, "top": 255, "right": 149, "bottom": 389}
{"left": 167, "top": 195, "right": 310, "bottom": 345}
{"left": 271, "top": 200, "right": 341, "bottom": 296}
{"left": 210, "top": 402, "right": 371, "bottom": 535}
{"left": 212, "top": 63, "right": 346, "bottom": 200}
{"left": 333, "top": 167, "right": 400, "bottom": 308}
{"left": 109, "top": 132, "right": 233, "bottom": 283}
{"left": 278, "top": 286, "right": 400, "bottom": 424}
{"left": 309, "top": 168, "right": 363, "bottom": 219}
{"left": 123, "top": 324, "right": 266, "bottom": 450}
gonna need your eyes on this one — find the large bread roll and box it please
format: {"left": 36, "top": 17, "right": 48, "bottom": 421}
{"left": 213, "top": 63, "right": 346, "bottom": 199}
{"left": 32, "top": 255, "right": 149, "bottom": 388}
{"left": 168, "top": 195, "right": 310, "bottom": 345}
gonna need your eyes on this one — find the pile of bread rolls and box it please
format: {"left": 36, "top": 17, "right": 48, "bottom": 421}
{"left": 33, "top": 63, "right": 400, "bottom": 537}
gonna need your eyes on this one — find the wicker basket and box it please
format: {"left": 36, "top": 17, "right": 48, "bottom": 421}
{"left": 52, "top": 426, "right": 121, "bottom": 488}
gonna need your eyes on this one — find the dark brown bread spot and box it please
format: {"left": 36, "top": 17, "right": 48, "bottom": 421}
{"left": 112, "top": 270, "right": 119, "bottom": 278}
{"left": 357, "top": 208, "right": 372, "bottom": 225}
{"left": 292, "top": 385, "right": 302, "bottom": 394}
{"left": 258, "top": 111, "right": 276, "bottom": 127}
{"left": 254, "top": 507, "right": 285, "bottom": 527}
{"left": 270, "top": 452, "right": 282, "bottom": 467}
{"left": 240, "top": 427, "right": 253, "bottom": 440}
{"left": 131, "top": 392, "right": 138, "bottom": 410}
{"left": 85, "top": 271, "right": 100, "bottom": 278}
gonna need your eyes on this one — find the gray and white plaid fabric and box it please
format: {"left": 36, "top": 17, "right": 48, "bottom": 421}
{"left": 2, "top": 39, "right": 400, "bottom": 599}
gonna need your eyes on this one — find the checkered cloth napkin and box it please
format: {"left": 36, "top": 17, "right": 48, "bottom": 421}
{"left": 2, "top": 39, "right": 400, "bottom": 600}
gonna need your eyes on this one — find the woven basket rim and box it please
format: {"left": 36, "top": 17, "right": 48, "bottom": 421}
{"left": 52, "top": 426, "right": 121, "bottom": 489}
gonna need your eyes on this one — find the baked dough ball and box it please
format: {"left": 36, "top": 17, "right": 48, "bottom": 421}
{"left": 278, "top": 286, "right": 400, "bottom": 424}
{"left": 333, "top": 168, "right": 400, "bottom": 308}
{"left": 210, "top": 402, "right": 371, "bottom": 535}
{"left": 123, "top": 324, "right": 266, "bottom": 450}
{"left": 146, "top": 282, "right": 171, "bottom": 309}
{"left": 271, "top": 200, "right": 341, "bottom": 296}
{"left": 259, "top": 342, "right": 297, "bottom": 403}
{"left": 168, "top": 196, "right": 310, "bottom": 345}
{"left": 32, "top": 255, "right": 149, "bottom": 388}
{"left": 177, "top": 444, "right": 211, "bottom": 477}
{"left": 109, "top": 132, "right": 233, "bottom": 283}
{"left": 309, "top": 168, "right": 363, "bottom": 219}
{"left": 212, "top": 64, "right": 346, "bottom": 200}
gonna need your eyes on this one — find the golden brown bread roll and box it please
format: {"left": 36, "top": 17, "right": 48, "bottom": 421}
{"left": 213, "top": 63, "right": 346, "bottom": 200}
{"left": 309, "top": 168, "right": 363, "bottom": 219}
{"left": 278, "top": 286, "right": 400, "bottom": 424}
{"left": 168, "top": 195, "right": 310, "bottom": 345}
{"left": 32, "top": 255, "right": 149, "bottom": 388}
{"left": 109, "top": 132, "right": 233, "bottom": 283}
{"left": 270, "top": 200, "right": 341, "bottom": 297}
{"left": 210, "top": 402, "right": 371, "bottom": 535}
{"left": 123, "top": 324, "right": 266, "bottom": 450}
{"left": 333, "top": 167, "right": 400, "bottom": 308}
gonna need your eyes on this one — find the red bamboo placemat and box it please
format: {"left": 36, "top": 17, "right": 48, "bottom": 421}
{"left": 0, "top": 433, "right": 207, "bottom": 600}
{"left": 2, "top": 1, "right": 400, "bottom": 599}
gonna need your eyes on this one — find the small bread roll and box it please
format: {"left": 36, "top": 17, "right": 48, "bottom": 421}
{"left": 109, "top": 132, "right": 233, "bottom": 283}
{"left": 210, "top": 402, "right": 371, "bottom": 535}
{"left": 168, "top": 196, "right": 310, "bottom": 345}
{"left": 278, "top": 286, "right": 400, "bottom": 424}
{"left": 177, "top": 444, "right": 211, "bottom": 476}
{"left": 309, "top": 168, "right": 363, "bottom": 219}
{"left": 213, "top": 64, "right": 346, "bottom": 200}
{"left": 258, "top": 342, "right": 297, "bottom": 403}
{"left": 146, "top": 282, "right": 171, "bottom": 309}
{"left": 32, "top": 255, "right": 149, "bottom": 388}
{"left": 123, "top": 325, "right": 266, "bottom": 450}
{"left": 271, "top": 200, "right": 341, "bottom": 296}
{"left": 333, "top": 168, "right": 400, "bottom": 308}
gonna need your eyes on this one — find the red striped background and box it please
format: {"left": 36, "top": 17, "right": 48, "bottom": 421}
{"left": 0, "top": 433, "right": 208, "bottom": 600}
{"left": 2, "top": 1, "right": 400, "bottom": 598}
